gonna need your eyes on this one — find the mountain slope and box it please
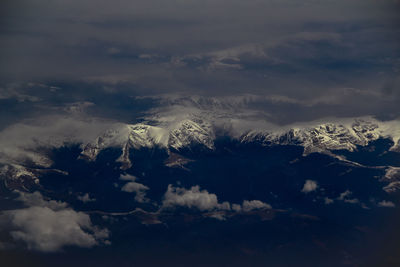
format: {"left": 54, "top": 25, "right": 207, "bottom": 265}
{"left": 80, "top": 117, "right": 400, "bottom": 167}
{"left": 1, "top": 115, "right": 399, "bottom": 185}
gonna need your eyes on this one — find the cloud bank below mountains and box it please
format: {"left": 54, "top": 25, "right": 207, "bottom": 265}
{"left": 0, "top": 191, "right": 109, "bottom": 252}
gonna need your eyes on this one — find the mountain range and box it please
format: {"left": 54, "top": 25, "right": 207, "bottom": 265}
{"left": 2, "top": 113, "right": 399, "bottom": 191}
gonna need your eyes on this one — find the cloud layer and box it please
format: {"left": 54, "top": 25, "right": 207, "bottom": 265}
{"left": 1, "top": 0, "right": 399, "bottom": 126}
{"left": 1, "top": 191, "right": 109, "bottom": 252}
{"left": 8, "top": 206, "right": 108, "bottom": 252}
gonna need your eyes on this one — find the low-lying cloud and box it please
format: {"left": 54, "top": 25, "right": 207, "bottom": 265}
{"left": 377, "top": 200, "right": 395, "bottom": 208}
{"left": 337, "top": 190, "right": 360, "bottom": 204}
{"left": 0, "top": 191, "right": 109, "bottom": 252}
{"left": 301, "top": 180, "right": 318, "bottom": 193}
{"left": 120, "top": 174, "right": 150, "bottom": 203}
{"left": 162, "top": 185, "right": 230, "bottom": 211}
{"left": 162, "top": 185, "right": 271, "bottom": 213}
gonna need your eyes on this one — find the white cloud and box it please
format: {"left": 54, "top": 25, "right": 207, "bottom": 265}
{"left": 324, "top": 197, "right": 334, "bottom": 205}
{"left": 64, "top": 101, "right": 95, "bottom": 115}
{"left": 77, "top": 193, "right": 96, "bottom": 203}
{"left": 1, "top": 191, "right": 109, "bottom": 252}
{"left": 121, "top": 182, "right": 148, "bottom": 194}
{"left": 161, "top": 185, "right": 271, "bottom": 213}
{"left": 0, "top": 86, "right": 41, "bottom": 102}
{"left": 162, "top": 185, "right": 230, "bottom": 211}
{"left": 344, "top": 198, "right": 359, "bottom": 204}
{"left": 377, "top": 200, "right": 395, "bottom": 208}
{"left": 120, "top": 174, "right": 149, "bottom": 203}
{"left": 119, "top": 174, "right": 137, "bottom": 181}
{"left": 337, "top": 190, "right": 352, "bottom": 200}
{"left": 337, "top": 190, "right": 359, "bottom": 204}
{"left": 301, "top": 180, "right": 318, "bottom": 193}
{"left": 16, "top": 191, "right": 67, "bottom": 210}
{"left": 384, "top": 182, "right": 400, "bottom": 193}
{"left": 208, "top": 213, "right": 226, "bottom": 221}
{"left": 231, "top": 203, "right": 242, "bottom": 212}
{"left": 0, "top": 115, "right": 117, "bottom": 167}
{"left": 7, "top": 206, "right": 109, "bottom": 252}
{"left": 241, "top": 200, "right": 271, "bottom": 212}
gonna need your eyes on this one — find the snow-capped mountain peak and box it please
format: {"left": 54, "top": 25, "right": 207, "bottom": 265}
{"left": 1, "top": 112, "right": 398, "bottom": 182}
{"left": 78, "top": 116, "right": 399, "bottom": 169}
{"left": 240, "top": 118, "right": 398, "bottom": 155}
{"left": 80, "top": 119, "right": 215, "bottom": 168}
{"left": 167, "top": 119, "right": 215, "bottom": 151}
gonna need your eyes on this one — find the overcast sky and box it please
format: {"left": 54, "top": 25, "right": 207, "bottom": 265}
{"left": 1, "top": 0, "right": 399, "bottom": 126}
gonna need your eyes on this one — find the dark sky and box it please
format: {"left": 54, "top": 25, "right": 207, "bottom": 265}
{"left": 1, "top": 0, "right": 400, "bottom": 125}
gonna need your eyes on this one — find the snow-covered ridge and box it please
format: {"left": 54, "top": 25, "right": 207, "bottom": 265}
{"left": 80, "top": 119, "right": 215, "bottom": 168}
{"left": 79, "top": 116, "right": 400, "bottom": 169}
{"left": 0, "top": 114, "right": 399, "bottom": 181}
{"left": 241, "top": 118, "right": 400, "bottom": 155}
